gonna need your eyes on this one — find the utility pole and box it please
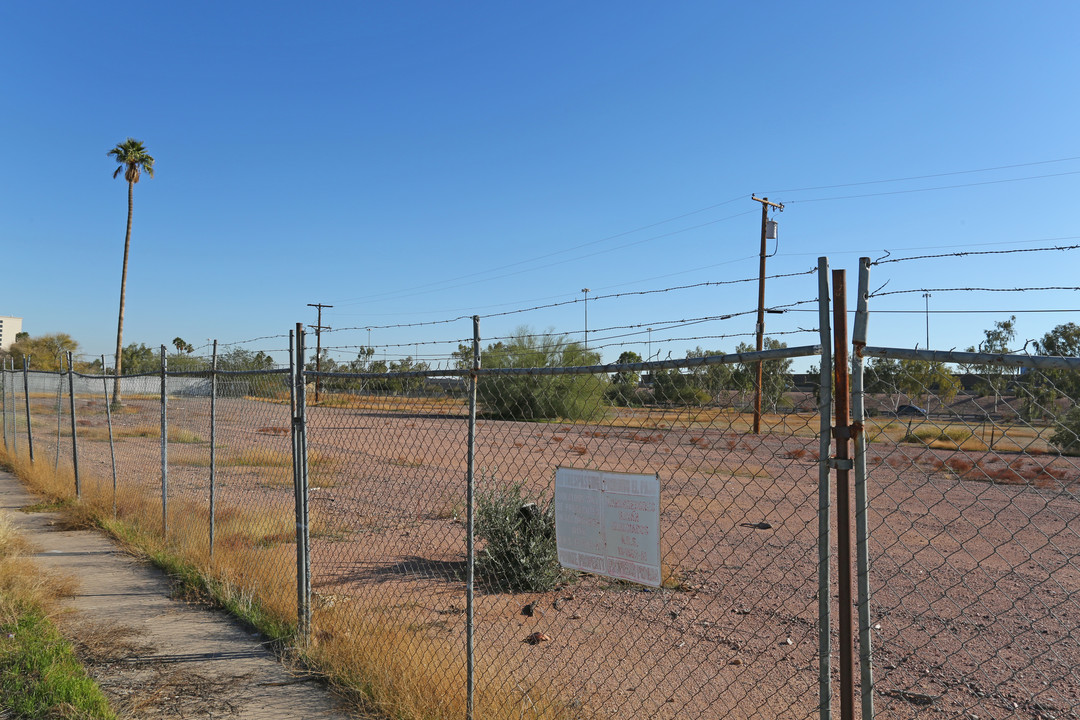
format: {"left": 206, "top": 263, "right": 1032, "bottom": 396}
{"left": 751, "top": 195, "right": 784, "bottom": 435}
{"left": 307, "top": 303, "right": 333, "bottom": 404}
{"left": 923, "top": 292, "right": 931, "bottom": 349}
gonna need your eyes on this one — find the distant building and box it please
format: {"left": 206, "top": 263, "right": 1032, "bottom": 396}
{"left": 0, "top": 316, "right": 23, "bottom": 351}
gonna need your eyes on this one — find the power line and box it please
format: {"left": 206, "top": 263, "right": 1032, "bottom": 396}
{"left": 764, "top": 154, "right": 1080, "bottom": 195}
{"left": 783, "top": 169, "right": 1080, "bottom": 205}
{"left": 329, "top": 268, "right": 816, "bottom": 332}
{"left": 332, "top": 207, "right": 754, "bottom": 306}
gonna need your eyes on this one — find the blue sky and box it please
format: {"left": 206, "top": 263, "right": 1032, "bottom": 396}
{"left": 3, "top": 2, "right": 1079, "bottom": 370}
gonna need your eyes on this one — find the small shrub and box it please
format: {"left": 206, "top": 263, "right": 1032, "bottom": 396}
{"left": 474, "top": 479, "right": 567, "bottom": 593}
{"left": 1050, "top": 407, "right": 1080, "bottom": 455}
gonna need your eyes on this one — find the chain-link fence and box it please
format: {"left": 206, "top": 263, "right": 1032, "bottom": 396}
{"left": 852, "top": 257, "right": 1080, "bottom": 720}
{"left": 3, "top": 256, "right": 1079, "bottom": 719}
{"left": 304, "top": 337, "right": 829, "bottom": 720}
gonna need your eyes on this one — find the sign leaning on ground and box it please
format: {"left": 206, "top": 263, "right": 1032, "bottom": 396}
{"left": 554, "top": 467, "right": 661, "bottom": 587}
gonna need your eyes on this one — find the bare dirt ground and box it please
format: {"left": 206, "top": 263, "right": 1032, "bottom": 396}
{"left": 21, "top": 392, "right": 1080, "bottom": 720}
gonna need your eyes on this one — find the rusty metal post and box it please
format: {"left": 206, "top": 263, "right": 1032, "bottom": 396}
{"left": 832, "top": 269, "right": 855, "bottom": 720}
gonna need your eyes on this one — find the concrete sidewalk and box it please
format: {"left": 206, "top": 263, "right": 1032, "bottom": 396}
{"left": 0, "top": 469, "right": 359, "bottom": 719}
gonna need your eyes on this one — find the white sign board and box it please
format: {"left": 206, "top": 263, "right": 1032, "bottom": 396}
{"left": 554, "top": 468, "right": 661, "bottom": 587}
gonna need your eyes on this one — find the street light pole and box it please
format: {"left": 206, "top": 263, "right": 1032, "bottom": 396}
{"left": 750, "top": 195, "right": 784, "bottom": 434}
{"left": 582, "top": 288, "right": 590, "bottom": 352}
{"left": 647, "top": 327, "right": 652, "bottom": 361}
{"left": 923, "top": 292, "right": 931, "bottom": 349}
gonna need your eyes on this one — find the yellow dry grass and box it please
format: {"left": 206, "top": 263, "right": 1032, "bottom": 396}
{"left": 0, "top": 446, "right": 572, "bottom": 720}
{"left": 0, "top": 508, "right": 79, "bottom": 625}
{"left": 866, "top": 417, "right": 1051, "bottom": 453}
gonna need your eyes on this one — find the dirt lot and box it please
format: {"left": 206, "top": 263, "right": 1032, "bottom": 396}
{"left": 18, "top": 392, "right": 1080, "bottom": 720}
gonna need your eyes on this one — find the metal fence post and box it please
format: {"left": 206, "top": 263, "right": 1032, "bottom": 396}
{"left": 55, "top": 356, "right": 63, "bottom": 471}
{"left": 161, "top": 345, "right": 168, "bottom": 535}
{"left": 67, "top": 352, "right": 80, "bottom": 498}
{"left": 2, "top": 360, "right": 7, "bottom": 451}
{"left": 832, "top": 269, "right": 856, "bottom": 720}
{"left": 466, "top": 315, "right": 480, "bottom": 720}
{"left": 816, "top": 257, "right": 833, "bottom": 720}
{"left": 23, "top": 358, "right": 34, "bottom": 462}
{"left": 293, "top": 324, "right": 311, "bottom": 641}
{"left": 210, "top": 340, "right": 218, "bottom": 563}
{"left": 851, "top": 257, "right": 875, "bottom": 720}
{"left": 101, "top": 356, "right": 118, "bottom": 517}
{"left": 12, "top": 359, "right": 19, "bottom": 456}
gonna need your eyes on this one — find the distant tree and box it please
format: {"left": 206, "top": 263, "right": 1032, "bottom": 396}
{"left": 15, "top": 332, "right": 29, "bottom": 343}
{"left": 606, "top": 350, "right": 643, "bottom": 406}
{"left": 965, "top": 316, "right": 1017, "bottom": 411}
{"left": 1034, "top": 322, "right": 1080, "bottom": 400}
{"left": 686, "top": 347, "right": 735, "bottom": 399}
{"left": 4, "top": 333, "right": 79, "bottom": 371}
{"left": 896, "top": 359, "right": 960, "bottom": 408}
{"left": 172, "top": 337, "right": 194, "bottom": 354}
{"left": 610, "top": 350, "right": 642, "bottom": 386}
{"left": 651, "top": 368, "right": 710, "bottom": 406}
{"left": 121, "top": 343, "right": 159, "bottom": 374}
{"left": 108, "top": 138, "right": 154, "bottom": 405}
{"left": 462, "top": 327, "right": 605, "bottom": 421}
{"left": 733, "top": 338, "right": 794, "bottom": 412}
{"left": 219, "top": 348, "right": 279, "bottom": 397}
{"left": 865, "top": 358, "right": 904, "bottom": 410}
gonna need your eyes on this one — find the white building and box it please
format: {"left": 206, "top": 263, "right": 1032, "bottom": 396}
{"left": 0, "top": 316, "right": 23, "bottom": 351}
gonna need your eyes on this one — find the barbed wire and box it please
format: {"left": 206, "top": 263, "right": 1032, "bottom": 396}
{"left": 217, "top": 334, "right": 291, "bottom": 348}
{"left": 587, "top": 327, "right": 816, "bottom": 353}
{"left": 869, "top": 286, "right": 1080, "bottom": 299}
{"left": 786, "top": 307, "right": 1080, "bottom": 315}
{"left": 327, "top": 268, "right": 818, "bottom": 332}
{"left": 872, "top": 242, "right": 1080, "bottom": 266}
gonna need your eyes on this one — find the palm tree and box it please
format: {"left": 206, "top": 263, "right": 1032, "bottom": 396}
{"left": 108, "top": 138, "right": 154, "bottom": 406}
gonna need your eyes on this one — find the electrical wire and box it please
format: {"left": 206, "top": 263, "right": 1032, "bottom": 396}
{"left": 764, "top": 154, "right": 1080, "bottom": 195}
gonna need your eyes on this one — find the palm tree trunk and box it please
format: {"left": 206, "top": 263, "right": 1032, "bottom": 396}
{"left": 112, "top": 180, "right": 134, "bottom": 406}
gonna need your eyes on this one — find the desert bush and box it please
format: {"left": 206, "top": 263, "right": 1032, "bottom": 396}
{"left": 474, "top": 479, "right": 568, "bottom": 593}
{"left": 651, "top": 369, "right": 710, "bottom": 406}
{"left": 465, "top": 329, "right": 606, "bottom": 421}
{"left": 604, "top": 382, "right": 644, "bottom": 407}
{"left": 1050, "top": 406, "right": 1080, "bottom": 454}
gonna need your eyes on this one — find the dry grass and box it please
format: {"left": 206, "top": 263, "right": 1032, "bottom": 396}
{"left": 0, "top": 507, "right": 79, "bottom": 623}
{"left": 0, "top": 447, "right": 571, "bottom": 720}
{"left": 309, "top": 602, "right": 582, "bottom": 720}
{"left": 309, "top": 394, "right": 467, "bottom": 414}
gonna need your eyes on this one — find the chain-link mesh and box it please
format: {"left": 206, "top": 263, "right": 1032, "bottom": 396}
{"left": 858, "top": 355, "right": 1080, "bottom": 719}
{"left": 306, "top": 345, "right": 827, "bottom": 719}
{"left": 1, "top": 361, "right": 302, "bottom": 637}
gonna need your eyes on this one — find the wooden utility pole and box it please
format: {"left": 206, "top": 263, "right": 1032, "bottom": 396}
{"left": 751, "top": 195, "right": 784, "bottom": 434}
{"left": 307, "top": 303, "right": 333, "bottom": 404}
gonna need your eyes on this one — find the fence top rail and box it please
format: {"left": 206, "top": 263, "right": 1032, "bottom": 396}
{"left": 860, "top": 345, "right": 1080, "bottom": 371}
{"left": 309, "top": 344, "right": 823, "bottom": 381}
{"left": 18, "top": 368, "right": 291, "bottom": 380}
